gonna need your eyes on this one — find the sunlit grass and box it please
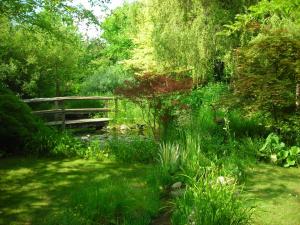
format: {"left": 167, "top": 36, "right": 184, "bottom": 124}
{"left": 245, "top": 163, "right": 300, "bottom": 225}
{"left": 0, "top": 157, "right": 159, "bottom": 225}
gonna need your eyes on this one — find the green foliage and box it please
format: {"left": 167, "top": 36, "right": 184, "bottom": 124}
{"left": 146, "top": 164, "right": 173, "bottom": 189}
{"left": 259, "top": 133, "right": 285, "bottom": 156}
{"left": 176, "top": 83, "right": 263, "bottom": 144}
{"left": 232, "top": 30, "right": 300, "bottom": 115}
{"left": 179, "top": 135, "right": 214, "bottom": 179}
{"left": 259, "top": 133, "right": 300, "bottom": 167}
{"left": 158, "top": 143, "right": 180, "bottom": 174}
{"left": 80, "top": 140, "right": 108, "bottom": 161}
{"left": 0, "top": 0, "right": 107, "bottom": 32}
{"left": 116, "top": 73, "right": 193, "bottom": 138}
{"left": 237, "top": 137, "right": 263, "bottom": 159}
{"left": 227, "top": 25, "right": 300, "bottom": 141}
{"left": 101, "top": 2, "right": 140, "bottom": 63}
{"left": 159, "top": 98, "right": 260, "bottom": 188}
{"left": 277, "top": 146, "right": 300, "bottom": 168}
{"left": 0, "top": 86, "right": 54, "bottom": 155}
{"left": 81, "top": 65, "right": 133, "bottom": 95}
{"left": 2, "top": 0, "right": 300, "bottom": 224}
{"left": 223, "top": 0, "right": 300, "bottom": 42}
{"left": 0, "top": 14, "right": 85, "bottom": 97}
{"left": 182, "top": 82, "right": 227, "bottom": 110}
{"left": 221, "top": 0, "right": 300, "bottom": 76}
{"left": 172, "top": 173, "right": 253, "bottom": 225}
{"left": 112, "top": 99, "right": 144, "bottom": 125}
{"left": 108, "top": 135, "right": 159, "bottom": 163}
{"left": 45, "top": 133, "right": 110, "bottom": 160}
{"left": 124, "top": 0, "right": 257, "bottom": 79}
{"left": 221, "top": 0, "right": 300, "bottom": 140}
{"left": 160, "top": 114, "right": 256, "bottom": 224}
{"left": 45, "top": 179, "right": 160, "bottom": 225}
{"left": 0, "top": 85, "right": 107, "bottom": 159}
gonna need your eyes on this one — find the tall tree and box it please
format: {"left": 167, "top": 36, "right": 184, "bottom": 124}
{"left": 100, "top": 2, "right": 140, "bottom": 64}
{"left": 224, "top": 0, "right": 300, "bottom": 140}
{"left": 0, "top": 12, "right": 84, "bottom": 97}
{"left": 124, "top": 0, "right": 257, "bottom": 81}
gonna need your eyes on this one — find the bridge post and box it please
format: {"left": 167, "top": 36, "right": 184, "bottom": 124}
{"left": 61, "top": 100, "right": 65, "bottom": 130}
{"left": 54, "top": 100, "right": 59, "bottom": 121}
{"left": 114, "top": 97, "right": 118, "bottom": 118}
{"left": 104, "top": 100, "right": 108, "bottom": 118}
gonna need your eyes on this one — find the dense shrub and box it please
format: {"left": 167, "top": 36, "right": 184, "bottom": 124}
{"left": 81, "top": 65, "right": 132, "bottom": 95}
{"left": 0, "top": 86, "right": 102, "bottom": 158}
{"left": 0, "top": 86, "right": 55, "bottom": 156}
{"left": 231, "top": 30, "right": 300, "bottom": 140}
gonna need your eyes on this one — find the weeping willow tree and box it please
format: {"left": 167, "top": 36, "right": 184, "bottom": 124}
{"left": 124, "top": 0, "right": 258, "bottom": 82}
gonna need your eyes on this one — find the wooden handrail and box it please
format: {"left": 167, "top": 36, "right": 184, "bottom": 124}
{"left": 23, "top": 96, "right": 115, "bottom": 103}
{"left": 22, "top": 96, "right": 118, "bottom": 130}
{"left": 33, "top": 108, "right": 112, "bottom": 115}
{"left": 47, "top": 118, "right": 112, "bottom": 126}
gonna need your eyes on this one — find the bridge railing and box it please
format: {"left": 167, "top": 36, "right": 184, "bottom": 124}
{"left": 23, "top": 96, "right": 118, "bottom": 130}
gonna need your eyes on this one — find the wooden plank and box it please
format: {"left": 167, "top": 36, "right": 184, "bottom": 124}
{"left": 23, "top": 96, "right": 115, "bottom": 103}
{"left": 33, "top": 108, "right": 112, "bottom": 115}
{"left": 47, "top": 118, "right": 111, "bottom": 126}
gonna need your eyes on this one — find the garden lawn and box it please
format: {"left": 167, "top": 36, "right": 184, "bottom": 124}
{"left": 0, "top": 157, "right": 160, "bottom": 225}
{"left": 245, "top": 163, "right": 300, "bottom": 225}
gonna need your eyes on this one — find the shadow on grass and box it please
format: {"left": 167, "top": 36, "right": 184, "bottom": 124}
{"left": 245, "top": 163, "right": 300, "bottom": 199}
{"left": 244, "top": 163, "right": 300, "bottom": 225}
{"left": 0, "top": 157, "right": 154, "bottom": 225}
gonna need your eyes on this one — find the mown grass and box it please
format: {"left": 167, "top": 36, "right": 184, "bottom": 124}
{"left": 245, "top": 163, "right": 300, "bottom": 225}
{"left": 0, "top": 157, "right": 161, "bottom": 225}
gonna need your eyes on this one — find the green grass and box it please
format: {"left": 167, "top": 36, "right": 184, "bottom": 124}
{"left": 245, "top": 163, "right": 300, "bottom": 225}
{"left": 0, "top": 157, "right": 161, "bottom": 225}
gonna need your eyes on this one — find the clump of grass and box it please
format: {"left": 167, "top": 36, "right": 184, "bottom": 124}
{"left": 44, "top": 178, "right": 161, "bottom": 225}
{"left": 45, "top": 133, "right": 108, "bottom": 160}
{"left": 172, "top": 173, "right": 253, "bottom": 225}
{"left": 179, "top": 135, "right": 213, "bottom": 179}
{"left": 37, "top": 162, "right": 163, "bottom": 225}
{"left": 228, "top": 111, "right": 266, "bottom": 138}
{"left": 108, "top": 135, "right": 159, "bottom": 163}
{"left": 146, "top": 165, "right": 173, "bottom": 189}
{"left": 160, "top": 126, "right": 256, "bottom": 225}
{"left": 158, "top": 142, "right": 180, "bottom": 174}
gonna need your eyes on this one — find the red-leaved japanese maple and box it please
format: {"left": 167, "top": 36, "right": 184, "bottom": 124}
{"left": 115, "top": 73, "right": 193, "bottom": 138}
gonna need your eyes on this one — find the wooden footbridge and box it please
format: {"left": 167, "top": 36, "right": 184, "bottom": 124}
{"left": 23, "top": 96, "right": 118, "bottom": 130}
